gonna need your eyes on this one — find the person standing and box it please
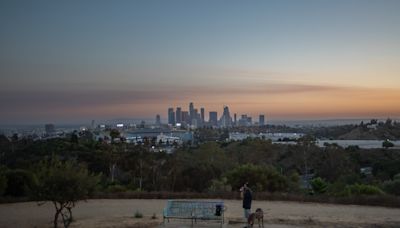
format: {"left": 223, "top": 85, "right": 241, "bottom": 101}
{"left": 240, "top": 183, "right": 253, "bottom": 225}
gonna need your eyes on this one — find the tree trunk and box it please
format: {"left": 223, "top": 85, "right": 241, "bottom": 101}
{"left": 53, "top": 202, "right": 62, "bottom": 228}
{"left": 139, "top": 160, "right": 143, "bottom": 190}
{"left": 110, "top": 163, "right": 116, "bottom": 182}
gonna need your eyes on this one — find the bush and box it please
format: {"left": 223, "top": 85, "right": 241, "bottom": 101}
{"left": 0, "top": 167, "right": 7, "bottom": 196}
{"left": 343, "top": 184, "right": 384, "bottom": 196}
{"left": 134, "top": 210, "right": 143, "bottom": 218}
{"left": 5, "top": 169, "right": 36, "bottom": 197}
{"left": 383, "top": 180, "right": 400, "bottom": 195}
{"left": 310, "top": 177, "right": 328, "bottom": 194}
{"left": 287, "top": 172, "right": 301, "bottom": 193}
{"left": 106, "top": 184, "right": 128, "bottom": 193}
{"left": 383, "top": 179, "right": 400, "bottom": 196}
{"left": 208, "top": 177, "right": 231, "bottom": 192}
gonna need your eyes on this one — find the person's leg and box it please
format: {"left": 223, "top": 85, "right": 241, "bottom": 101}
{"left": 243, "top": 209, "right": 251, "bottom": 228}
{"left": 244, "top": 208, "right": 250, "bottom": 219}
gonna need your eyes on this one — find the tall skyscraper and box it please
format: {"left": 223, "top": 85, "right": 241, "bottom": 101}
{"left": 168, "top": 108, "right": 175, "bottom": 125}
{"left": 193, "top": 108, "right": 199, "bottom": 127}
{"left": 176, "top": 107, "right": 182, "bottom": 123}
{"left": 220, "top": 106, "right": 232, "bottom": 127}
{"left": 189, "top": 102, "right": 194, "bottom": 124}
{"left": 259, "top": 114, "right": 265, "bottom": 126}
{"left": 234, "top": 113, "right": 237, "bottom": 125}
{"left": 155, "top": 114, "right": 161, "bottom": 125}
{"left": 182, "top": 111, "right": 189, "bottom": 123}
{"left": 200, "top": 107, "right": 205, "bottom": 123}
{"left": 209, "top": 111, "right": 218, "bottom": 126}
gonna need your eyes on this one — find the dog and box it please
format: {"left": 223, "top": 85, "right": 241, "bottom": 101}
{"left": 247, "top": 208, "right": 264, "bottom": 227}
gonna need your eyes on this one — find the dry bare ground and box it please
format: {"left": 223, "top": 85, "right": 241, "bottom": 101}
{"left": 0, "top": 199, "right": 400, "bottom": 228}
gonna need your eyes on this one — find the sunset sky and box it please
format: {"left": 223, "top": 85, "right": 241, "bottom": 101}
{"left": 1, "top": 0, "right": 400, "bottom": 124}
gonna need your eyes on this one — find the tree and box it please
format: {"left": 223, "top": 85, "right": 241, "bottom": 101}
{"left": 382, "top": 140, "right": 394, "bottom": 149}
{"left": 70, "top": 131, "right": 78, "bottom": 144}
{"left": 297, "top": 135, "right": 317, "bottom": 189}
{"left": 109, "top": 129, "right": 120, "bottom": 143}
{"left": 33, "top": 157, "right": 99, "bottom": 228}
{"left": 226, "top": 164, "right": 288, "bottom": 192}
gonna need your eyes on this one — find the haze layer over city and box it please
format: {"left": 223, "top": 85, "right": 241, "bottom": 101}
{"left": 1, "top": 0, "right": 400, "bottom": 125}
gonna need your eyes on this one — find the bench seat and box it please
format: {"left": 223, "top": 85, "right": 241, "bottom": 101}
{"left": 163, "top": 200, "right": 225, "bottom": 226}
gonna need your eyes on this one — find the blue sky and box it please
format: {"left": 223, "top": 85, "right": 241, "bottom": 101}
{"left": 1, "top": 0, "right": 400, "bottom": 124}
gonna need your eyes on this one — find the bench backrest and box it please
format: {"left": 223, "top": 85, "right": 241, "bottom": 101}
{"left": 164, "top": 200, "right": 224, "bottom": 219}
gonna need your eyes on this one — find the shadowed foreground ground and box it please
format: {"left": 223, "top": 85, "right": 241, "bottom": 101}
{"left": 0, "top": 199, "right": 400, "bottom": 227}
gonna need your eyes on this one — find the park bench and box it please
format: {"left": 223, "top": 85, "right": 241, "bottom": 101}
{"left": 163, "top": 200, "right": 226, "bottom": 226}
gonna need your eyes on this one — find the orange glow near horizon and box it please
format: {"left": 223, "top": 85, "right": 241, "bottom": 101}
{"left": 115, "top": 86, "right": 400, "bottom": 120}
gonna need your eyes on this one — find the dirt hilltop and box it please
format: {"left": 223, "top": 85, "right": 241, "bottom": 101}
{"left": 0, "top": 199, "right": 399, "bottom": 227}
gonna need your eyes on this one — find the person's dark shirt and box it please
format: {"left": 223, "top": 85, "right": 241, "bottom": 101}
{"left": 242, "top": 189, "right": 252, "bottom": 209}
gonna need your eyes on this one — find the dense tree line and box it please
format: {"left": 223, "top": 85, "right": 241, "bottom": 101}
{"left": 1, "top": 133, "right": 399, "bottom": 198}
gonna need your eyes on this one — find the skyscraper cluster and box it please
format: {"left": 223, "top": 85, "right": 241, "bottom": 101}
{"left": 165, "top": 102, "right": 266, "bottom": 128}
{"left": 168, "top": 102, "right": 208, "bottom": 127}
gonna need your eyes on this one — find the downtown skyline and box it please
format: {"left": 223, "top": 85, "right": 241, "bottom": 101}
{"left": 1, "top": 0, "right": 400, "bottom": 124}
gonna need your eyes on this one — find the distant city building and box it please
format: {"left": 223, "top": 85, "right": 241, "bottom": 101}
{"left": 259, "top": 115, "right": 265, "bottom": 126}
{"left": 155, "top": 114, "right": 161, "bottom": 125}
{"left": 234, "top": 113, "right": 237, "bottom": 125}
{"left": 176, "top": 107, "right": 182, "bottom": 123}
{"left": 209, "top": 111, "right": 218, "bottom": 126}
{"left": 219, "top": 106, "right": 232, "bottom": 127}
{"left": 229, "top": 132, "right": 304, "bottom": 141}
{"left": 168, "top": 108, "right": 175, "bottom": 125}
{"left": 189, "top": 102, "right": 194, "bottom": 124}
{"left": 200, "top": 107, "right": 205, "bottom": 123}
{"left": 193, "top": 109, "right": 199, "bottom": 126}
{"left": 238, "top": 114, "right": 252, "bottom": 126}
{"left": 45, "top": 124, "right": 55, "bottom": 135}
{"left": 182, "top": 111, "right": 190, "bottom": 123}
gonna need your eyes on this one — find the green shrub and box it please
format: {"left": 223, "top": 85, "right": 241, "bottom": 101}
{"left": 343, "top": 184, "right": 384, "bottom": 196}
{"left": 5, "top": 169, "right": 36, "bottom": 197}
{"left": 106, "top": 184, "right": 127, "bottom": 193}
{"left": 208, "top": 177, "right": 231, "bottom": 192}
{"left": 310, "top": 177, "right": 328, "bottom": 194}
{"left": 383, "top": 179, "right": 400, "bottom": 196}
{"left": 0, "top": 171, "right": 7, "bottom": 196}
{"left": 134, "top": 210, "right": 143, "bottom": 218}
{"left": 287, "top": 172, "right": 301, "bottom": 193}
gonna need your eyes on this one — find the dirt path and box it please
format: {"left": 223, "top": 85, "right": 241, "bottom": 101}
{"left": 0, "top": 199, "right": 399, "bottom": 227}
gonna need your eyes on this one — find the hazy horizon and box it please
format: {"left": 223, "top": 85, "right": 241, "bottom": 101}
{"left": 1, "top": 116, "right": 399, "bottom": 127}
{"left": 1, "top": 0, "right": 400, "bottom": 124}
